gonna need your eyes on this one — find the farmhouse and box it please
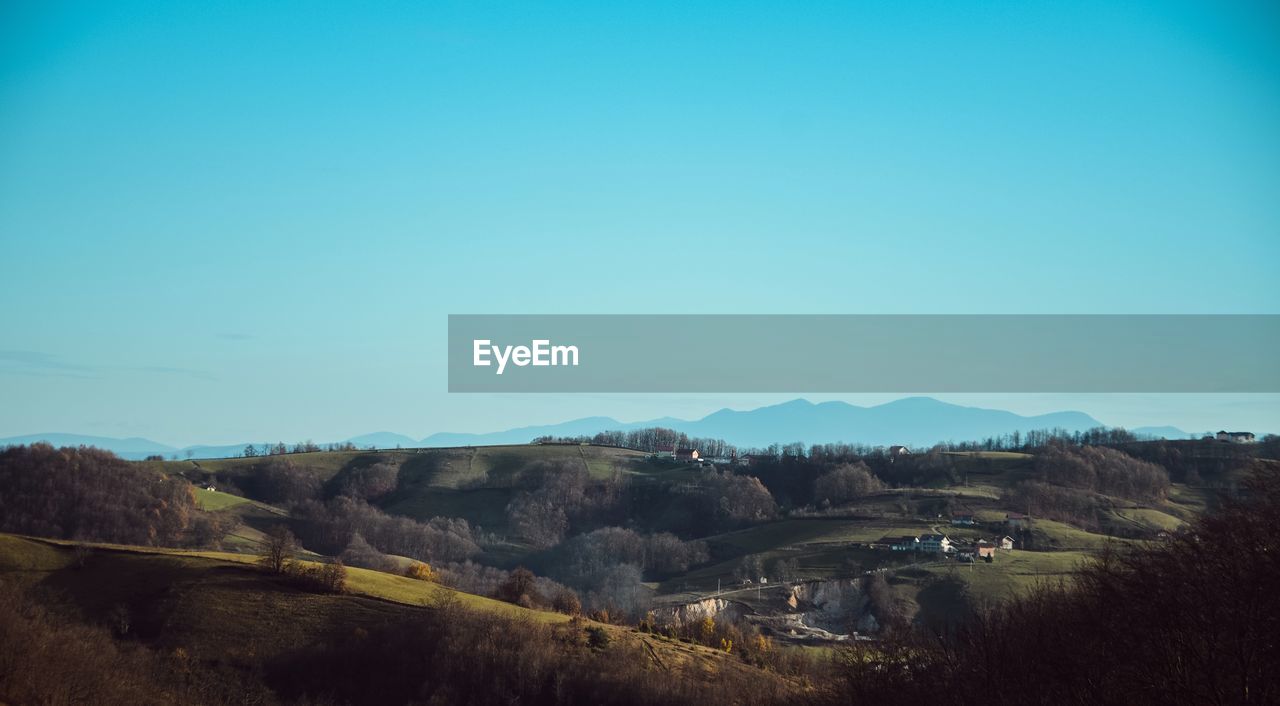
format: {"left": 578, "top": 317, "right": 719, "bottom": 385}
{"left": 889, "top": 445, "right": 911, "bottom": 459}
{"left": 654, "top": 445, "right": 675, "bottom": 459}
{"left": 999, "top": 536, "right": 1015, "bottom": 550}
{"left": 975, "top": 540, "right": 997, "bottom": 558}
{"left": 919, "top": 534, "right": 953, "bottom": 553}
{"left": 1216, "top": 431, "right": 1256, "bottom": 444}
{"left": 675, "top": 448, "right": 700, "bottom": 462}
{"left": 886, "top": 536, "right": 920, "bottom": 552}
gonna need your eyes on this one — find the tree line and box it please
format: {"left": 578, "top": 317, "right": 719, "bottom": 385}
{"left": 0, "top": 444, "right": 236, "bottom": 548}
{"left": 532, "top": 426, "right": 737, "bottom": 458}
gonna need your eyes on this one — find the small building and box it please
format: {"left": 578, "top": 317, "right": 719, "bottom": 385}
{"left": 889, "top": 445, "right": 911, "bottom": 459}
{"left": 999, "top": 536, "right": 1015, "bottom": 550}
{"left": 1006, "top": 512, "right": 1030, "bottom": 529}
{"left": 886, "top": 536, "right": 920, "bottom": 552}
{"left": 1216, "top": 431, "right": 1256, "bottom": 444}
{"left": 951, "top": 514, "right": 977, "bottom": 526}
{"left": 975, "top": 540, "right": 997, "bottom": 558}
{"left": 654, "top": 445, "right": 675, "bottom": 458}
{"left": 919, "top": 534, "right": 953, "bottom": 553}
{"left": 675, "top": 448, "right": 700, "bottom": 462}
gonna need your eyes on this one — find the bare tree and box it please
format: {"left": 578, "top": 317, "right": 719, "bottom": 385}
{"left": 260, "top": 524, "right": 297, "bottom": 574}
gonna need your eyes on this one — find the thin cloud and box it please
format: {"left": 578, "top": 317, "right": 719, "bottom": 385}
{"left": 0, "top": 350, "right": 215, "bottom": 381}
{"left": 0, "top": 350, "right": 96, "bottom": 378}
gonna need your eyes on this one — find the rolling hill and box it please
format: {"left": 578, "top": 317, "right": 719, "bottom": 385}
{"left": 0, "top": 534, "right": 795, "bottom": 705}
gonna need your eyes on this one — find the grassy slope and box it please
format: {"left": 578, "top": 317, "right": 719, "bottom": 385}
{"left": 193, "top": 488, "right": 252, "bottom": 511}
{"left": 0, "top": 534, "right": 564, "bottom": 622}
{"left": 0, "top": 533, "right": 782, "bottom": 689}
{"left": 913, "top": 550, "right": 1095, "bottom": 602}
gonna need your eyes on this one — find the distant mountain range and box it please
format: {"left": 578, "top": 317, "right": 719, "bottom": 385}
{"left": 0, "top": 397, "right": 1198, "bottom": 460}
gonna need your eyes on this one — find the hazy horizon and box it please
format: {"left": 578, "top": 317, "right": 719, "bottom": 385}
{"left": 3, "top": 393, "right": 1275, "bottom": 449}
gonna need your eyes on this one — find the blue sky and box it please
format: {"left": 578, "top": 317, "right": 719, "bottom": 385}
{"left": 1, "top": 1, "right": 1278, "bottom": 445}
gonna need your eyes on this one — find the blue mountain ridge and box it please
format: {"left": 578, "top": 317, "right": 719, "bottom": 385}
{"left": 1, "top": 398, "right": 1197, "bottom": 460}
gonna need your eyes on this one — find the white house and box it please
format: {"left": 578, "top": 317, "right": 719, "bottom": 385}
{"left": 919, "top": 534, "right": 953, "bottom": 553}
{"left": 1216, "top": 431, "right": 1256, "bottom": 444}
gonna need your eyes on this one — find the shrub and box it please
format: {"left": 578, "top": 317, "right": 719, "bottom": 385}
{"left": 405, "top": 561, "right": 436, "bottom": 582}
{"left": 287, "top": 560, "right": 348, "bottom": 594}
{"left": 585, "top": 625, "right": 611, "bottom": 649}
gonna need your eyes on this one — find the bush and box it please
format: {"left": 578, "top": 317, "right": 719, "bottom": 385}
{"left": 585, "top": 625, "right": 611, "bottom": 649}
{"left": 405, "top": 561, "right": 436, "bottom": 582}
{"left": 552, "top": 587, "right": 582, "bottom": 616}
{"left": 287, "top": 560, "right": 348, "bottom": 594}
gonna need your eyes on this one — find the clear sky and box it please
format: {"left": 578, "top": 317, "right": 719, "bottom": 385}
{"left": 1, "top": 1, "right": 1278, "bottom": 446}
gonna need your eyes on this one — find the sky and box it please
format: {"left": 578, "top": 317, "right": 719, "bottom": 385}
{"left": 1, "top": 1, "right": 1278, "bottom": 446}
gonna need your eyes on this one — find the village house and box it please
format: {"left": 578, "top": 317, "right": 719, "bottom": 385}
{"left": 975, "top": 540, "right": 997, "bottom": 559}
{"left": 951, "top": 514, "right": 977, "bottom": 526}
{"left": 919, "top": 534, "right": 953, "bottom": 553}
{"left": 886, "top": 536, "right": 920, "bottom": 552}
{"left": 654, "top": 445, "right": 675, "bottom": 459}
{"left": 1216, "top": 431, "right": 1256, "bottom": 444}
{"left": 889, "top": 445, "right": 911, "bottom": 459}
{"left": 999, "top": 536, "right": 1015, "bottom": 550}
{"left": 675, "top": 448, "right": 700, "bottom": 462}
